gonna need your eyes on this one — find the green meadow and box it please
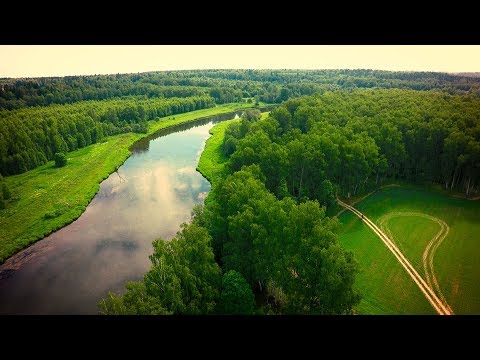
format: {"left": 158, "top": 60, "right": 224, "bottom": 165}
{"left": 338, "top": 186, "right": 480, "bottom": 314}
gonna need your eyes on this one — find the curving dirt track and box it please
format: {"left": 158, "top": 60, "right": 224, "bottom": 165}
{"left": 337, "top": 199, "right": 453, "bottom": 315}
{"left": 378, "top": 212, "right": 454, "bottom": 314}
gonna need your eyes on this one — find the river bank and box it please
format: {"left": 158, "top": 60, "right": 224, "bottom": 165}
{"left": 0, "top": 103, "right": 256, "bottom": 263}
{"left": 0, "top": 116, "right": 231, "bottom": 313}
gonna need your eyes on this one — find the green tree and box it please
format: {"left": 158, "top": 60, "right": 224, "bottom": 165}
{"left": 220, "top": 270, "right": 255, "bottom": 314}
{"left": 273, "top": 200, "right": 360, "bottom": 314}
{"left": 316, "top": 179, "right": 336, "bottom": 209}
{"left": 100, "top": 222, "right": 221, "bottom": 315}
{"left": 243, "top": 109, "right": 262, "bottom": 122}
{"left": 54, "top": 152, "right": 67, "bottom": 167}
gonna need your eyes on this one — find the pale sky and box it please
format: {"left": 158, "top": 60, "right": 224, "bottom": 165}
{"left": 1, "top": 45, "right": 479, "bottom": 78}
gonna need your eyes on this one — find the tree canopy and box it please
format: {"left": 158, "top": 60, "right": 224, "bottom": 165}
{"left": 99, "top": 221, "right": 221, "bottom": 315}
{"left": 225, "top": 89, "right": 480, "bottom": 199}
{"left": 2, "top": 69, "right": 479, "bottom": 110}
{"left": 0, "top": 95, "right": 214, "bottom": 175}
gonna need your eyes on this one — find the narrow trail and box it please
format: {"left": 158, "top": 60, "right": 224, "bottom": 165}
{"left": 378, "top": 212, "right": 453, "bottom": 314}
{"left": 337, "top": 199, "right": 453, "bottom": 315}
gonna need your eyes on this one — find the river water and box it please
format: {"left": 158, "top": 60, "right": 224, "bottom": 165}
{"left": 0, "top": 111, "right": 242, "bottom": 314}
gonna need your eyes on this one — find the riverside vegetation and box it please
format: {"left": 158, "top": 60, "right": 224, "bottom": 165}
{"left": 1, "top": 69, "right": 479, "bottom": 314}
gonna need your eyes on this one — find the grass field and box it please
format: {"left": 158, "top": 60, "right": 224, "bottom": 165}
{"left": 197, "top": 118, "right": 240, "bottom": 189}
{"left": 338, "top": 185, "right": 480, "bottom": 314}
{"left": 0, "top": 103, "right": 254, "bottom": 263}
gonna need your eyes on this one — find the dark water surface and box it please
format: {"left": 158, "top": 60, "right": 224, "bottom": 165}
{"left": 0, "top": 112, "right": 242, "bottom": 314}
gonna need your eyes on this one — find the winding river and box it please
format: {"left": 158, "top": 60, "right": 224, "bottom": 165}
{"left": 0, "top": 111, "right": 244, "bottom": 314}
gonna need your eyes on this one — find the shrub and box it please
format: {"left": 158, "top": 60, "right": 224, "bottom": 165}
{"left": 54, "top": 152, "right": 67, "bottom": 167}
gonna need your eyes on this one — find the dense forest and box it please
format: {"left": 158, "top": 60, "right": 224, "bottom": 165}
{"left": 2, "top": 69, "right": 480, "bottom": 110}
{"left": 101, "top": 88, "right": 480, "bottom": 314}
{"left": 2, "top": 69, "right": 480, "bottom": 177}
{"left": 225, "top": 90, "right": 480, "bottom": 197}
{"left": 0, "top": 95, "right": 214, "bottom": 175}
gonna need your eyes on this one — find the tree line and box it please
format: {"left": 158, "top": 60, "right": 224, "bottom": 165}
{"left": 0, "top": 95, "right": 214, "bottom": 175}
{"left": 2, "top": 69, "right": 479, "bottom": 110}
{"left": 225, "top": 89, "right": 480, "bottom": 198}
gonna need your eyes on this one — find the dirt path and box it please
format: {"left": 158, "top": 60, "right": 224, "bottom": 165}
{"left": 337, "top": 199, "right": 453, "bottom": 315}
{"left": 378, "top": 212, "right": 453, "bottom": 314}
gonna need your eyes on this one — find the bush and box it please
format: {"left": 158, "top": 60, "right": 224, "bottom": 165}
{"left": 54, "top": 152, "right": 67, "bottom": 167}
{"left": 2, "top": 183, "right": 11, "bottom": 200}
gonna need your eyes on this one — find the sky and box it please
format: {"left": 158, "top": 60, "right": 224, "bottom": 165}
{"left": 1, "top": 45, "right": 479, "bottom": 78}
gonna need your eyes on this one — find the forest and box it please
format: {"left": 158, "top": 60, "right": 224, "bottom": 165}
{"left": 0, "top": 95, "right": 214, "bottom": 175}
{"left": 226, "top": 90, "right": 480, "bottom": 197}
{"left": 100, "top": 88, "right": 480, "bottom": 314}
{"left": 2, "top": 69, "right": 480, "bottom": 110}
{"left": 2, "top": 69, "right": 480, "bottom": 178}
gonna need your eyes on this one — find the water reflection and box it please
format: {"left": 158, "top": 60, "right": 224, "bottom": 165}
{"left": 131, "top": 111, "right": 241, "bottom": 153}
{"left": 0, "top": 120, "right": 218, "bottom": 314}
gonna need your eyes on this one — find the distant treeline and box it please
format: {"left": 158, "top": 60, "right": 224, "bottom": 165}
{"left": 0, "top": 95, "right": 214, "bottom": 175}
{"left": 1, "top": 69, "right": 479, "bottom": 110}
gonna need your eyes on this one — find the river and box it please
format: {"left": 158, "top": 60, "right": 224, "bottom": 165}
{"left": 0, "top": 111, "right": 244, "bottom": 314}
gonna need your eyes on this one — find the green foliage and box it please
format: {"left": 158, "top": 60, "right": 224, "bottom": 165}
{"left": 2, "top": 183, "right": 11, "bottom": 200}
{"left": 99, "top": 282, "right": 172, "bottom": 315}
{"left": 204, "top": 89, "right": 480, "bottom": 314}
{"left": 54, "top": 152, "right": 67, "bottom": 167}
{"left": 0, "top": 104, "right": 252, "bottom": 264}
{"left": 100, "top": 222, "right": 222, "bottom": 315}
{"left": 99, "top": 291, "right": 129, "bottom": 315}
{"left": 220, "top": 270, "right": 255, "bottom": 314}
{"left": 243, "top": 109, "right": 262, "bottom": 122}
{"left": 197, "top": 119, "right": 241, "bottom": 188}
{"left": 229, "top": 90, "right": 480, "bottom": 200}
{"left": 317, "top": 179, "right": 337, "bottom": 209}
{"left": 204, "top": 165, "right": 360, "bottom": 314}
{"left": 0, "top": 95, "right": 215, "bottom": 175}
{"left": 3, "top": 69, "right": 478, "bottom": 112}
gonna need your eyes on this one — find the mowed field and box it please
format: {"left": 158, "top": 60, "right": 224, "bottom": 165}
{"left": 338, "top": 186, "right": 480, "bottom": 314}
